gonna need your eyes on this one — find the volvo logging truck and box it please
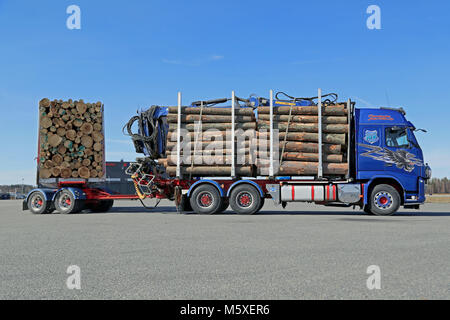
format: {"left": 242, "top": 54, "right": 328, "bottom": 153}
{"left": 24, "top": 89, "right": 431, "bottom": 216}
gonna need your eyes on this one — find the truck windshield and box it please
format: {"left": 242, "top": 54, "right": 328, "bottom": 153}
{"left": 385, "top": 127, "right": 409, "bottom": 148}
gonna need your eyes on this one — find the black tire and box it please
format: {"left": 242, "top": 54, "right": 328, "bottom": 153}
{"left": 229, "top": 184, "right": 262, "bottom": 215}
{"left": 89, "top": 200, "right": 114, "bottom": 213}
{"left": 363, "top": 205, "right": 373, "bottom": 215}
{"left": 189, "top": 184, "right": 223, "bottom": 215}
{"left": 27, "top": 191, "right": 53, "bottom": 214}
{"left": 217, "top": 199, "right": 229, "bottom": 214}
{"left": 258, "top": 197, "right": 265, "bottom": 212}
{"left": 367, "top": 184, "right": 400, "bottom": 216}
{"left": 54, "top": 189, "right": 83, "bottom": 214}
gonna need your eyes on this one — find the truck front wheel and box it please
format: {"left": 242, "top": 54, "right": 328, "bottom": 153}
{"left": 190, "top": 184, "right": 223, "bottom": 215}
{"left": 367, "top": 184, "right": 400, "bottom": 216}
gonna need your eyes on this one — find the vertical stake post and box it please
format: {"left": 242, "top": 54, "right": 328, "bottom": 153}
{"left": 346, "top": 99, "right": 351, "bottom": 179}
{"left": 318, "top": 88, "right": 323, "bottom": 179}
{"left": 231, "top": 91, "right": 236, "bottom": 178}
{"left": 176, "top": 92, "right": 182, "bottom": 178}
{"left": 269, "top": 89, "right": 274, "bottom": 178}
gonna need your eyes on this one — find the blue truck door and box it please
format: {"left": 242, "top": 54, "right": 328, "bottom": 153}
{"left": 357, "top": 125, "right": 385, "bottom": 175}
{"left": 383, "top": 126, "right": 423, "bottom": 192}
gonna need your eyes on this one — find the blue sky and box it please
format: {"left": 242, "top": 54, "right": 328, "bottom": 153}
{"left": 0, "top": 0, "right": 449, "bottom": 184}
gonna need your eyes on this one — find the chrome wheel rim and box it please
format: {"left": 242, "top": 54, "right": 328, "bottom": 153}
{"left": 374, "top": 191, "right": 393, "bottom": 210}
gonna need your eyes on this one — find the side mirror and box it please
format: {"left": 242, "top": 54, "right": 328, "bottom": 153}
{"left": 415, "top": 128, "right": 427, "bottom": 133}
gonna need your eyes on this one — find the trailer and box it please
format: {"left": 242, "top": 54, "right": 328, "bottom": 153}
{"left": 24, "top": 89, "right": 431, "bottom": 216}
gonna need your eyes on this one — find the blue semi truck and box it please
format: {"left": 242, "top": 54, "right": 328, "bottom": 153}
{"left": 24, "top": 90, "right": 431, "bottom": 216}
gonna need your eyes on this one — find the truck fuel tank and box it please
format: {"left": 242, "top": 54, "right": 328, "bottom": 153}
{"left": 280, "top": 185, "right": 337, "bottom": 202}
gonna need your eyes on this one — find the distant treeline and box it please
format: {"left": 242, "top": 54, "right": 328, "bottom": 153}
{"left": 426, "top": 178, "right": 450, "bottom": 194}
{"left": 0, "top": 184, "right": 35, "bottom": 195}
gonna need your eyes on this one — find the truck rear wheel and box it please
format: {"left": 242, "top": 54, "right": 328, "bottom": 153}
{"left": 217, "top": 199, "right": 229, "bottom": 214}
{"left": 27, "top": 191, "right": 53, "bottom": 214}
{"left": 229, "top": 184, "right": 262, "bottom": 215}
{"left": 54, "top": 189, "right": 83, "bottom": 214}
{"left": 190, "top": 184, "right": 223, "bottom": 215}
{"left": 367, "top": 184, "right": 400, "bottom": 216}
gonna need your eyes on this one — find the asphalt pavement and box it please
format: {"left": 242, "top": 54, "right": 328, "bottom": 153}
{"left": 0, "top": 199, "right": 449, "bottom": 299}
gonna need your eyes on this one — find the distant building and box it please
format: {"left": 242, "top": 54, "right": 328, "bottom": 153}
{"left": 105, "top": 161, "right": 136, "bottom": 195}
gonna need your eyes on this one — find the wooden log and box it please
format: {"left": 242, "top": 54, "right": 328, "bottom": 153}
{"left": 258, "top": 121, "right": 348, "bottom": 134}
{"left": 167, "top": 114, "right": 254, "bottom": 123}
{"left": 166, "top": 148, "right": 252, "bottom": 156}
{"left": 66, "top": 130, "right": 76, "bottom": 140}
{"left": 258, "top": 161, "right": 348, "bottom": 176}
{"left": 57, "top": 145, "right": 67, "bottom": 154}
{"left": 78, "top": 167, "right": 90, "bottom": 179}
{"left": 56, "top": 127, "right": 66, "bottom": 137}
{"left": 39, "top": 98, "right": 50, "bottom": 108}
{"left": 80, "top": 123, "right": 93, "bottom": 135}
{"left": 94, "top": 153, "right": 103, "bottom": 163}
{"left": 169, "top": 122, "right": 256, "bottom": 131}
{"left": 43, "top": 160, "right": 54, "bottom": 169}
{"left": 90, "top": 169, "right": 98, "bottom": 178}
{"left": 51, "top": 167, "right": 61, "bottom": 176}
{"left": 39, "top": 168, "right": 52, "bottom": 179}
{"left": 257, "top": 132, "right": 346, "bottom": 145}
{"left": 81, "top": 136, "right": 93, "bottom": 148}
{"left": 256, "top": 142, "right": 341, "bottom": 154}
{"left": 92, "top": 131, "right": 104, "bottom": 142}
{"left": 48, "top": 134, "right": 63, "bottom": 147}
{"left": 93, "top": 123, "right": 102, "bottom": 131}
{"left": 73, "top": 119, "right": 83, "bottom": 127}
{"left": 60, "top": 168, "right": 72, "bottom": 178}
{"left": 257, "top": 152, "right": 343, "bottom": 163}
{"left": 168, "top": 106, "right": 254, "bottom": 116}
{"left": 168, "top": 130, "right": 229, "bottom": 140}
{"left": 40, "top": 117, "right": 52, "bottom": 129}
{"left": 160, "top": 155, "right": 253, "bottom": 166}
{"left": 165, "top": 165, "right": 254, "bottom": 177}
{"left": 257, "top": 114, "right": 347, "bottom": 124}
{"left": 166, "top": 140, "right": 251, "bottom": 149}
{"left": 257, "top": 105, "right": 347, "bottom": 115}
{"left": 51, "top": 154, "right": 63, "bottom": 165}
{"left": 93, "top": 142, "right": 102, "bottom": 152}
{"left": 76, "top": 102, "right": 87, "bottom": 114}
{"left": 81, "top": 159, "right": 91, "bottom": 167}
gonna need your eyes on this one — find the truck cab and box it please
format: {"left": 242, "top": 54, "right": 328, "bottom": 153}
{"left": 355, "top": 108, "right": 431, "bottom": 214}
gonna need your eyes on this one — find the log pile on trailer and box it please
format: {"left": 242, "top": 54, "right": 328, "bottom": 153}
{"left": 161, "top": 105, "right": 257, "bottom": 177}
{"left": 256, "top": 104, "right": 350, "bottom": 176}
{"left": 38, "top": 98, "right": 105, "bottom": 180}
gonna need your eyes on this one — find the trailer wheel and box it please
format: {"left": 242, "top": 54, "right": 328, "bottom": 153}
{"left": 27, "top": 191, "right": 53, "bottom": 214}
{"left": 367, "top": 184, "right": 400, "bottom": 216}
{"left": 229, "top": 184, "right": 262, "bottom": 215}
{"left": 54, "top": 189, "right": 83, "bottom": 214}
{"left": 190, "top": 184, "right": 223, "bottom": 215}
{"left": 89, "top": 200, "right": 114, "bottom": 213}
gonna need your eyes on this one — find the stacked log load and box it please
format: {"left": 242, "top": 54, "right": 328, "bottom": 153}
{"left": 256, "top": 104, "right": 349, "bottom": 176}
{"left": 38, "top": 98, "right": 105, "bottom": 180}
{"left": 160, "top": 106, "right": 257, "bottom": 177}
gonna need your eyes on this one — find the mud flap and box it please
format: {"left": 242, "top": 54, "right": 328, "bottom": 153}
{"left": 174, "top": 186, "right": 193, "bottom": 214}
